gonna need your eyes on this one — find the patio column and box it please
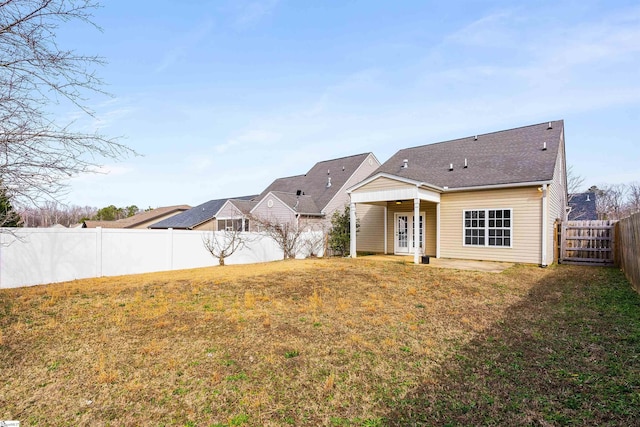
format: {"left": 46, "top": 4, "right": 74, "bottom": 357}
{"left": 383, "top": 205, "right": 388, "bottom": 254}
{"left": 350, "top": 201, "right": 357, "bottom": 258}
{"left": 414, "top": 197, "right": 420, "bottom": 264}
{"left": 436, "top": 202, "right": 441, "bottom": 258}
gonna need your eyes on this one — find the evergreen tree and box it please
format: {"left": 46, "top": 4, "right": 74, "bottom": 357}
{"left": 0, "top": 186, "right": 22, "bottom": 227}
{"left": 328, "top": 205, "right": 358, "bottom": 256}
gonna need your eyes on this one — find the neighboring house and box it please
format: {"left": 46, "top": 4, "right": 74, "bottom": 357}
{"left": 148, "top": 196, "right": 257, "bottom": 230}
{"left": 82, "top": 205, "right": 191, "bottom": 229}
{"left": 348, "top": 121, "right": 568, "bottom": 266}
{"left": 249, "top": 153, "right": 382, "bottom": 232}
{"left": 568, "top": 192, "right": 597, "bottom": 220}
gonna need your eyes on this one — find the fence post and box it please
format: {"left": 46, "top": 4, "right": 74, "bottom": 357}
{"left": 96, "top": 227, "right": 103, "bottom": 277}
{"left": 167, "top": 228, "right": 174, "bottom": 271}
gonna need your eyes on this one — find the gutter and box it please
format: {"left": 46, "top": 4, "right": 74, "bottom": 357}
{"left": 443, "top": 180, "right": 553, "bottom": 193}
{"left": 541, "top": 184, "right": 548, "bottom": 267}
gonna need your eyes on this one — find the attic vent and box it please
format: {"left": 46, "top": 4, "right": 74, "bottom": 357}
{"left": 326, "top": 177, "right": 332, "bottom": 188}
{"left": 464, "top": 158, "right": 468, "bottom": 168}
{"left": 542, "top": 142, "right": 547, "bottom": 151}
{"left": 402, "top": 159, "right": 408, "bottom": 168}
{"left": 474, "top": 135, "right": 478, "bottom": 141}
{"left": 547, "top": 121, "right": 552, "bottom": 129}
{"left": 449, "top": 163, "right": 453, "bottom": 171}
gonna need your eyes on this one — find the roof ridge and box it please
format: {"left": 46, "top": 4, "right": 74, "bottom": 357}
{"left": 312, "top": 152, "right": 370, "bottom": 163}
{"left": 398, "top": 120, "right": 563, "bottom": 152}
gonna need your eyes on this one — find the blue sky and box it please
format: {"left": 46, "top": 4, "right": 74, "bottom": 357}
{"left": 61, "top": 0, "right": 640, "bottom": 208}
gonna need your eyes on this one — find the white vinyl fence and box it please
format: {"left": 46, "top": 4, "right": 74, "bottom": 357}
{"left": 0, "top": 228, "right": 324, "bottom": 288}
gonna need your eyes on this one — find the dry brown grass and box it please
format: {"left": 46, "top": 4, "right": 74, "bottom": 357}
{"left": 0, "top": 258, "right": 550, "bottom": 426}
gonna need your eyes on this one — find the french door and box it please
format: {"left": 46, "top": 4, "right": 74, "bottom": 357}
{"left": 394, "top": 212, "right": 424, "bottom": 254}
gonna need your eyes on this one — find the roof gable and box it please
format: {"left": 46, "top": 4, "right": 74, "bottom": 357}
{"left": 149, "top": 195, "right": 256, "bottom": 229}
{"left": 373, "top": 121, "right": 564, "bottom": 189}
{"left": 258, "top": 153, "right": 372, "bottom": 211}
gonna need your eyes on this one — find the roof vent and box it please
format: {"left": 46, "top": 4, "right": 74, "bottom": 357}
{"left": 296, "top": 190, "right": 302, "bottom": 196}
{"left": 547, "top": 121, "right": 552, "bottom": 129}
{"left": 586, "top": 194, "right": 591, "bottom": 202}
{"left": 474, "top": 135, "right": 478, "bottom": 141}
{"left": 449, "top": 163, "right": 454, "bottom": 171}
{"left": 342, "top": 166, "right": 345, "bottom": 171}
{"left": 542, "top": 142, "right": 547, "bottom": 151}
{"left": 326, "top": 177, "right": 332, "bottom": 188}
{"left": 327, "top": 169, "right": 330, "bottom": 175}
{"left": 464, "top": 158, "right": 468, "bottom": 168}
{"left": 402, "top": 159, "right": 408, "bottom": 168}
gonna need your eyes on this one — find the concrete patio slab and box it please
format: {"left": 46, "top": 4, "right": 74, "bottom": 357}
{"left": 357, "top": 255, "right": 514, "bottom": 273}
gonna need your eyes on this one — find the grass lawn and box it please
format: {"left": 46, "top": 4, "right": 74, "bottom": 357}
{"left": 1, "top": 258, "right": 639, "bottom": 426}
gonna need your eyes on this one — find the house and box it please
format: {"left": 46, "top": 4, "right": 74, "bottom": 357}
{"left": 148, "top": 196, "right": 257, "bottom": 230}
{"left": 568, "top": 192, "right": 597, "bottom": 220}
{"left": 249, "top": 153, "right": 382, "bottom": 232}
{"left": 348, "top": 121, "right": 568, "bottom": 266}
{"left": 82, "top": 205, "right": 191, "bottom": 229}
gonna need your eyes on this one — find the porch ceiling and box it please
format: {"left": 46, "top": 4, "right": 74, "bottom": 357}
{"left": 350, "top": 186, "right": 440, "bottom": 204}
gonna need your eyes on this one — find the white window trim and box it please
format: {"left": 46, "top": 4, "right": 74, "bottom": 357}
{"left": 462, "top": 208, "right": 513, "bottom": 248}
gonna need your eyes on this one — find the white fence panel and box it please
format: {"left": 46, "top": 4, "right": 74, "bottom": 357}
{"left": 0, "top": 228, "right": 322, "bottom": 288}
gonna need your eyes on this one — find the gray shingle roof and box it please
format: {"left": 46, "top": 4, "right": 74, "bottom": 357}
{"left": 372, "top": 121, "right": 564, "bottom": 189}
{"left": 568, "top": 192, "right": 597, "bottom": 220}
{"left": 83, "top": 205, "right": 191, "bottom": 229}
{"left": 270, "top": 191, "right": 321, "bottom": 215}
{"left": 149, "top": 195, "right": 257, "bottom": 229}
{"left": 259, "top": 153, "right": 371, "bottom": 212}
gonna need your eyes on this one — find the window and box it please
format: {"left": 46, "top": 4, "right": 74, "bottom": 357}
{"left": 217, "top": 218, "right": 248, "bottom": 232}
{"left": 464, "top": 209, "right": 512, "bottom": 247}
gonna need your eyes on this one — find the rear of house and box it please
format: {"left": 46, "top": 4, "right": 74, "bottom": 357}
{"left": 348, "top": 121, "right": 568, "bottom": 265}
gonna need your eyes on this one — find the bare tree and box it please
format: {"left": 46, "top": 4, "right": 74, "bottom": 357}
{"left": 202, "top": 221, "right": 253, "bottom": 266}
{"left": 627, "top": 182, "right": 640, "bottom": 216}
{"left": 566, "top": 165, "right": 585, "bottom": 202}
{"left": 591, "top": 184, "right": 628, "bottom": 220}
{"left": 0, "top": 1, "right": 133, "bottom": 218}
{"left": 250, "top": 214, "right": 305, "bottom": 260}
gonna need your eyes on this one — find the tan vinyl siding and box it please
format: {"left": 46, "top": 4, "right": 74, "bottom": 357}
{"left": 385, "top": 201, "right": 437, "bottom": 256}
{"left": 357, "top": 177, "right": 411, "bottom": 192}
{"left": 440, "top": 187, "right": 542, "bottom": 264}
{"left": 252, "top": 196, "right": 297, "bottom": 224}
{"left": 355, "top": 204, "right": 385, "bottom": 252}
{"left": 546, "top": 131, "right": 568, "bottom": 263}
{"left": 193, "top": 218, "right": 217, "bottom": 231}
{"left": 216, "top": 203, "right": 244, "bottom": 219}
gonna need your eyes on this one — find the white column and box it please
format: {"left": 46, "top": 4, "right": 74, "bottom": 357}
{"left": 350, "top": 202, "right": 357, "bottom": 258}
{"left": 414, "top": 198, "right": 420, "bottom": 264}
{"left": 383, "top": 205, "right": 388, "bottom": 254}
{"left": 436, "top": 202, "right": 441, "bottom": 258}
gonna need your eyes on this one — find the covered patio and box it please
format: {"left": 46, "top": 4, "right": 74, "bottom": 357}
{"left": 349, "top": 175, "right": 442, "bottom": 265}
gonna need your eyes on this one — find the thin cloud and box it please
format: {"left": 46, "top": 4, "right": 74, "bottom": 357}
{"left": 234, "top": 0, "right": 280, "bottom": 29}
{"left": 156, "top": 19, "right": 215, "bottom": 73}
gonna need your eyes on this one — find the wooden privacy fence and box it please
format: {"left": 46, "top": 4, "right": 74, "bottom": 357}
{"left": 559, "top": 220, "right": 616, "bottom": 266}
{"left": 617, "top": 213, "right": 640, "bottom": 294}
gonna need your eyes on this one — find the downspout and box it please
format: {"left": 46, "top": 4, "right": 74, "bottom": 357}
{"left": 541, "top": 184, "right": 548, "bottom": 267}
